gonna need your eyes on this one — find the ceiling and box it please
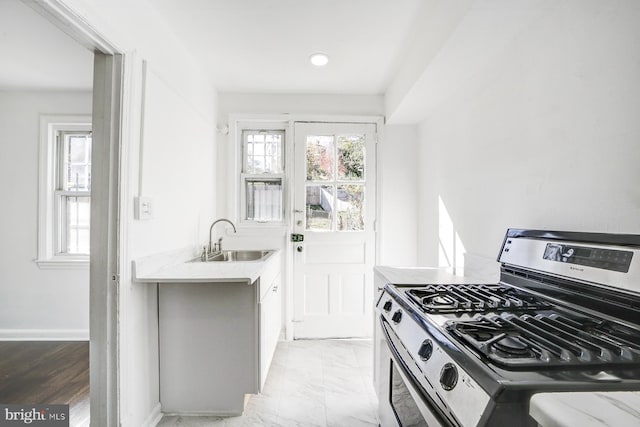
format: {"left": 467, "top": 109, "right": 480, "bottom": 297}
{"left": 149, "top": 0, "right": 424, "bottom": 94}
{"left": 0, "top": 0, "right": 94, "bottom": 91}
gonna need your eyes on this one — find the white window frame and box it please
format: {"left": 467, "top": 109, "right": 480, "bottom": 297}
{"left": 230, "top": 119, "right": 291, "bottom": 228}
{"left": 36, "top": 115, "right": 92, "bottom": 269}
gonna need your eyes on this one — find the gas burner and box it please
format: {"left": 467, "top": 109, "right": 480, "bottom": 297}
{"left": 493, "top": 336, "right": 536, "bottom": 358}
{"left": 406, "top": 284, "right": 550, "bottom": 314}
{"left": 431, "top": 295, "right": 456, "bottom": 306}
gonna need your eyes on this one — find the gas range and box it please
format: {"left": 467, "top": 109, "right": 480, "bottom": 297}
{"left": 374, "top": 229, "right": 640, "bottom": 427}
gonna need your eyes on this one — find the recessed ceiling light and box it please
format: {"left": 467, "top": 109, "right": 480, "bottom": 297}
{"left": 310, "top": 53, "right": 329, "bottom": 67}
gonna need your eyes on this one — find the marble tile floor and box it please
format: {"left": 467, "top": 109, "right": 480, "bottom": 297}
{"left": 157, "top": 339, "right": 379, "bottom": 427}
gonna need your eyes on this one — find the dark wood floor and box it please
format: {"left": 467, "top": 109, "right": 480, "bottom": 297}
{"left": 0, "top": 341, "right": 90, "bottom": 426}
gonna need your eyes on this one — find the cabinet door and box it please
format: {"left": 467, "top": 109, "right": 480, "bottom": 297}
{"left": 259, "top": 274, "right": 281, "bottom": 390}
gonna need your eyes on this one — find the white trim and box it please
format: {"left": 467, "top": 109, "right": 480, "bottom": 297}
{"left": 23, "top": 0, "right": 121, "bottom": 55}
{"left": 228, "top": 119, "right": 290, "bottom": 227}
{"left": 0, "top": 329, "right": 89, "bottom": 341}
{"left": 36, "top": 115, "right": 91, "bottom": 268}
{"left": 373, "top": 117, "right": 384, "bottom": 267}
{"left": 139, "top": 403, "right": 163, "bottom": 427}
{"left": 35, "top": 258, "right": 89, "bottom": 270}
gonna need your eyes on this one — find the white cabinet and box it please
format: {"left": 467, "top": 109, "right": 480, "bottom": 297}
{"left": 158, "top": 252, "right": 281, "bottom": 416}
{"left": 259, "top": 273, "right": 281, "bottom": 390}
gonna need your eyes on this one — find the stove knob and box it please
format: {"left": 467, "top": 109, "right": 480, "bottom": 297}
{"left": 383, "top": 300, "right": 393, "bottom": 312}
{"left": 391, "top": 310, "right": 402, "bottom": 323}
{"left": 418, "top": 339, "right": 433, "bottom": 361}
{"left": 440, "top": 363, "right": 458, "bottom": 391}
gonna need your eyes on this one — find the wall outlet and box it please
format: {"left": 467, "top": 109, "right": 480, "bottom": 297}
{"left": 134, "top": 196, "right": 153, "bottom": 220}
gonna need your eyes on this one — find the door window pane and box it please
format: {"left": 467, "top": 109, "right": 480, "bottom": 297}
{"left": 337, "top": 135, "right": 365, "bottom": 180}
{"left": 337, "top": 185, "right": 364, "bottom": 231}
{"left": 306, "top": 135, "right": 334, "bottom": 181}
{"left": 306, "top": 185, "right": 333, "bottom": 231}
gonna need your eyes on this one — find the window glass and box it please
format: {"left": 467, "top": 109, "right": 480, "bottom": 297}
{"left": 65, "top": 196, "right": 91, "bottom": 254}
{"left": 337, "top": 135, "right": 365, "bottom": 180}
{"left": 62, "top": 133, "right": 91, "bottom": 191}
{"left": 306, "top": 135, "right": 334, "bottom": 181}
{"left": 244, "top": 131, "right": 283, "bottom": 174}
{"left": 245, "top": 178, "right": 283, "bottom": 222}
{"left": 306, "top": 184, "right": 333, "bottom": 231}
{"left": 337, "top": 184, "right": 364, "bottom": 231}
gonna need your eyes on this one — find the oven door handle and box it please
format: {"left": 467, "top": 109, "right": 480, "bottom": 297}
{"left": 380, "top": 316, "right": 453, "bottom": 427}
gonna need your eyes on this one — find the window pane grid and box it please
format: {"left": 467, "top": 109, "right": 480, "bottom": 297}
{"left": 305, "top": 133, "right": 366, "bottom": 232}
{"left": 241, "top": 129, "right": 285, "bottom": 223}
{"left": 243, "top": 131, "right": 284, "bottom": 174}
{"left": 64, "top": 196, "right": 90, "bottom": 254}
{"left": 245, "top": 178, "right": 283, "bottom": 222}
{"left": 61, "top": 132, "right": 91, "bottom": 191}
{"left": 56, "top": 130, "right": 91, "bottom": 255}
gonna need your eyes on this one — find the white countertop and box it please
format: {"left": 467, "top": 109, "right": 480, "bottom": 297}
{"left": 374, "top": 265, "right": 492, "bottom": 286}
{"left": 530, "top": 392, "right": 640, "bottom": 427}
{"left": 133, "top": 248, "right": 280, "bottom": 284}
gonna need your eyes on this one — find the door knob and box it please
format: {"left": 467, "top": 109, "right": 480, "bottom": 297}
{"left": 297, "top": 245, "right": 304, "bottom": 253}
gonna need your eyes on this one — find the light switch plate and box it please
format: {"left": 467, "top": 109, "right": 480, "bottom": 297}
{"left": 134, "top": 196, "right": 153, "bottom": 220}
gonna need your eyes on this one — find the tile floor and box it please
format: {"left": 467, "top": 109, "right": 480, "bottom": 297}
{"left": 157, "top": 339, "right": 379, "bottom": 427}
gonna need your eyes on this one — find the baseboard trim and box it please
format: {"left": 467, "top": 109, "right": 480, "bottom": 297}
{"left": 140, "top": 403, "right": 163, "bottom": 427}
{"left": 0, "top": 329, "right": 89, "bottom": 341}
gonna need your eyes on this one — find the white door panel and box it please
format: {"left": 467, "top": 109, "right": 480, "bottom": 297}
{"left": 293, "top": 122, "right": 376, "bottom": 338}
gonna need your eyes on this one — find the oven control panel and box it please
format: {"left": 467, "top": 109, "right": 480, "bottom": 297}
{"left": 500, "top": 236, "right": 640, "bottom": 294}
{"left": 376, "top": 294, "right": 491, "bottom": 427}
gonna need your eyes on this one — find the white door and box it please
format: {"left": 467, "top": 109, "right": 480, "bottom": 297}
{"left": 292, "top": 122, "right": 377, "bottom": 338}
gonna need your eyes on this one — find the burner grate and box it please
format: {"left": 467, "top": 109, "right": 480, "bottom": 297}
{"left": 447, "top": 313, "right": 640, "bottom": 368}
{"left": 406, "top": 284, "right": 551, "bottom": 314}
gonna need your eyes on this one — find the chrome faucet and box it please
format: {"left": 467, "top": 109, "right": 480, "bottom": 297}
{"left": 208, "top": 218, "right": 237, "bottom": 254}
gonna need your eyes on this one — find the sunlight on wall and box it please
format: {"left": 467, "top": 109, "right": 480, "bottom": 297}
{"left": 438, "top": 196, "right": 466, "bottom": 274}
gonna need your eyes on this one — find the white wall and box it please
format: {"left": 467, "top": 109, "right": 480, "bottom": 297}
{"left": 52, "top": 1, "right": 218, "bottom": 426}
{"left": 120, "top": 65, "right": 216, "bottom": 427}
{"left": 379, "top": 124, "right": 419, "bottom": 266}
{"left": 0, "top": 90, "right": 92, "bottom": 339}
{"left": 413, "top": 0, "right": 640, "bottom": 268}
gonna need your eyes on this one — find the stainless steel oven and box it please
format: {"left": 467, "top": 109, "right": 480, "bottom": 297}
{"left": 374, "top": 229, "right": 640, "bottom": 427}
{"left": 377, "top": 315, "right": 447, "bottom": 427}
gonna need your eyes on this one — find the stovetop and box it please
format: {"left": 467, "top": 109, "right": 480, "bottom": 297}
{"left": 400, "top": 282, "right": 640, "bottom": 370}
{"left": 385, "top": 282, "right": 640, "bottom": 388}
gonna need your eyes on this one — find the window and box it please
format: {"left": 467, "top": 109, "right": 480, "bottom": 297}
{"left": 37, "top": 115, "right": 92, "bottom": 268}
{"left": 305, "top": 133, "right": 366, "bottom": 231}
{"left": 240, "top": 129, "right": 285, "bottom": 224}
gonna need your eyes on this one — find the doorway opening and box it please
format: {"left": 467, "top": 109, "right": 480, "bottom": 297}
{"left": 0, "top": 0, "right": 124, "bottom": 425}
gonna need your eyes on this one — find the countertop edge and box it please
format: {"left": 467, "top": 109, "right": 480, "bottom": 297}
{"left": 132, "top": 248, "right": 280, "bottom": 285}
{"left": 529, "top": 391, "right": 640, "bottom": 427}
